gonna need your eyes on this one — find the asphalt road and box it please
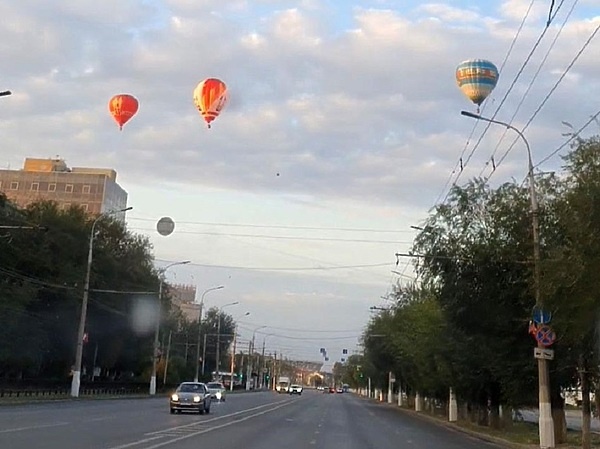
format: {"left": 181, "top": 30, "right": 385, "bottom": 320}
{"left": 0, "top": 390, "right": 500, "bottom": 449}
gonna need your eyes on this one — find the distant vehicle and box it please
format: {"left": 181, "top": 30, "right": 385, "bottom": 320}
{"left": 316, "top": 386, "right": 324, "bottom": 391}
{"left": 206, "top": 382, "right": 226, "bottom": 402}
{"left": 289, "top": 384, "right": 303, "bottom": 395}
{"left": 328, "top": 387, "right": 336, "bottom": 394}
{"left": 336, "top": 387, "right": 344, "bottom": 393}
{"left": 342, "top": 384, "right": 350, "bottom": 393}
{"left": 276, "top": 376, "right": 290, "bottom": 393}
{"left": 170, "top": 382, "right": 212, "bottom": 414}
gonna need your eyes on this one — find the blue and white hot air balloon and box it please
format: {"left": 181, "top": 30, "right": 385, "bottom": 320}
{"left": 456, "top": 59, "right": 499, "bottom": 111}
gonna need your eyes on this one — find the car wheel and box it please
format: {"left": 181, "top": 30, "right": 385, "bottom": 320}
{"left": 205, "top": 405, "right": 210, "bottom": 414}
{"left": 170, "top": 408, "right": 175, "bottom": 414}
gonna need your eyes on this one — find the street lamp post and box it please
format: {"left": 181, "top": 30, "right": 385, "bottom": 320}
{"left": 461, "top": 110, "right": 554, "bottom": 448}
{"left": 149, "top": 260, "right": 191, "bottom": 395}
{"left": 194, "top": 286, "right": 225, "bottom": 382}
{"left": 248, "top": 326, "right": 266, "bottom": 391}
{"left": 215, "top": 301, "right": 239, "bottom": 381}
{"left": 70, "top": 206, "right": 133, "bottom": 398}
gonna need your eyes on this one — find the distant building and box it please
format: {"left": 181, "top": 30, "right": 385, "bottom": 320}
{"left": 0, "top": 158, "right": 128, "bottom": 217}
{"left": 169, "top": 283, "right": 199, "bottom": 322}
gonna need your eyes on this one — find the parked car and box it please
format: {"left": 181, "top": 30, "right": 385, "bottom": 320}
{"left": 289, "top": 384, "right": 303, "bottom": 395}
{"left": 170, "top": 382, "right": 212, "bottom": 414}
{"left": 206, "top": 382, "right": 226, "bottom": 402}
{"left": 336, "top": 387, "right": 344, "bottom": 393}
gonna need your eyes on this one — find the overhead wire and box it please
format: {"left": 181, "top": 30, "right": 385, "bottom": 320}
{"left": 437, "top": 0, "right": 543, "bottom": 204}
{"left": 479, "top": 0, "right": 579, "bottom": 179}
{"left": 127, "top": 216, "right": 408, "bottom": 234}
{"left": 154, "top": 258, "right": 392, "bottom": 272}
{"left": 535, "top": 108, "right": 600, "bottom": 167}
{"left": 489, "top": 16, "right": 600, "bottom": 177}
{"left": 129, "top": 227, "right": 410, "bottom": 244}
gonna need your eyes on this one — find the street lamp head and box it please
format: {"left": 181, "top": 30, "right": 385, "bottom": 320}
{"left": 461, "top": 110, "right": 481, "bottom": 120}
{"left": 121, "top": 206, "right": 133, "bottom": 212}
{"left": 0, "top": 90, "right": 11, "bottom": 97}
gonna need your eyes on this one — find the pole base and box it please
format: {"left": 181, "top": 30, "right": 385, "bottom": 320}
{"left": 70, "top": 371, "right": 81, "bottom": 398}
{"left": 149, "top": 376, "right": 157, "bottom": 395}
{"left": 539, "top": 402, "right": 555, "bottom": 448}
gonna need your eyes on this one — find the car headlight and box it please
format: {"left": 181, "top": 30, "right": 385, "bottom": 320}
{"left": 171, "top": 394, "right": 179, "bottom": 401}
{"left": 216, "top": 392, "right": 222, "bottom": 399}
{"left": 193, "top": 395, "right": 201, "bottom": 403}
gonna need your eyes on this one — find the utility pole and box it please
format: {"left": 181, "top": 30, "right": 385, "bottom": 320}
{"left": 163, "top": 331, "right": 172, "bottom": 385}
{"left": 261, "top": 340, "right": 266, "bottom": 389}
{"left": 201, "top": 333, "right": 207, "bottom": 377}
{"left": 229, "top": 326, "right": 237, "bottom": 392}
{"left": 246, "top": 340, "right": 252, "bottom": 391}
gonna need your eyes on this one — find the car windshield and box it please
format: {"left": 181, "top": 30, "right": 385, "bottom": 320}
{"left": 207, "top": 383, "right": 224, "bottom": 389}
{"left": 177, "top": 384, "right": 203, "bottom": 393}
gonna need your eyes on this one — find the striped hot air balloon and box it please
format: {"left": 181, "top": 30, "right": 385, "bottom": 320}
{"left": 456, "top": 59, "right": 499, "bottom": 111}
{"left": 193, "top": 78, "right": 229, "bottom": 128}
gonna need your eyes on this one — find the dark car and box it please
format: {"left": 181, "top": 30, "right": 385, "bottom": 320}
{"left": 170, "top": 382, "right": 212, "bottom": 414}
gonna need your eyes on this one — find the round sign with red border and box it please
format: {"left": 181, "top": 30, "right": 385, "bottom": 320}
{"left": 535, "top": 325, "right": 556, "bottom": 347}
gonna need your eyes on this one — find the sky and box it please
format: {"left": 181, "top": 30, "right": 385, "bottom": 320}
{"left": 0, "top": 0, "right": 599, "bottom": 371}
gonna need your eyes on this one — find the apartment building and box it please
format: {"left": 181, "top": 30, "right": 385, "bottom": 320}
{"left": 0, "top": 158, "right": 128, "bottom": 216}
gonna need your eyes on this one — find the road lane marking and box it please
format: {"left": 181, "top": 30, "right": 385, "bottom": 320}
{"left": 103, "top": 436, "right": 164, "bottom": 449}
{"left": 0, "top": 421, "right": 70, "bottom": 434}
{"left": 134, "top": 400, "right": 296, "bottom": 449}
{"left": 145, "top": 399, "right": 293, "bottom": 436}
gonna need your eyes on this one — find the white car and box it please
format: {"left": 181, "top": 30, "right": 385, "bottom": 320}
{"left": 289, "top": 385, "right": 303, "bottom": 395}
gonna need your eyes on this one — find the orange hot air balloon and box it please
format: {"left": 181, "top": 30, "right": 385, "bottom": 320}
{"left": 193, "top": 78, "right": 228, "bottom": 128}
{"left": 108, "top": 94, "right": 139, "bottom": 130}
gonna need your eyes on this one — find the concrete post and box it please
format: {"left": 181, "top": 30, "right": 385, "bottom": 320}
{"left": 415, "top": 392, "right": 422, "bottom": 412}
{"left": 449, "top": 387, "right": 458, "bottom": 422}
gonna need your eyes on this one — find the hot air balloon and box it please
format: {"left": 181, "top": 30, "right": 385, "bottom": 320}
{"left": 456, "top": 59, "right": 499, "bottom": 112}
{"left": 193, "top": 78, "right": 228, "bottom": 128}
{"left": 108, "top": 94, "right": 139, "bottom": 130}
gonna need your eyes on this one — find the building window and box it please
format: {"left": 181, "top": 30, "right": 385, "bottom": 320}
{"left": 65, "top": 184, "right": 73, "bottom": 193}
{"left": 10, "top": 181, "right": 18, "bottom": 190}
{"left": 48, "top": 183, "right": 56, "bottom": 192}
{"left": 31, "top": 182, "right": 39, "bottom": 191}
{"left": 82, "top": 185, "right": 91, "bottom": 194}
{"left": 81, "top": 204, "right": 88, "bottom": 212}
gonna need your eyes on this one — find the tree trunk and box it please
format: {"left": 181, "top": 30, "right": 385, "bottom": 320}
{"left": 551, "top": 384, "right": 568, "bottom": 444}
{"left": 489, "top": 385, "right": 501, "bottom": 429}
{"left": 501, "top": 405, "right": 513, "bottom": 429}
{"left": 580, "top": 355, "right": 591, "bottom": 449}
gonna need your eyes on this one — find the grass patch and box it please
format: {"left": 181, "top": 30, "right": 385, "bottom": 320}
{"left": 456, "top": 419, "right": 600, "bottom": 448}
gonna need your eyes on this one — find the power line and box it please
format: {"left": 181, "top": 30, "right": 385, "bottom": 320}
{"left": 127, "top": 216, "right": 408, "bottom": 234}
{"left": 443, "top": 0, "right": 566, "bottom": 203}
{"left": 491, "top": 17, "right": 600, "bottom": 175}
{"left": 435, "top": 0, "right": 537, "bottom": 205}
{"left": 154, "top": 258, "right": 392, "bottom": 272}
{"left": 130, "top": 227, "right": 409, "bottom": 244}
{"left": 480, "top": 0, "right": 578, "bottom": 179}
{"left": 535, "top": 108, "right": 600, "bottom": 167}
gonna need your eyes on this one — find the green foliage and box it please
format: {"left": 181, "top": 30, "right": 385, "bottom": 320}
{"left": 359, "top": 137, "right": 600, "bottom": 410}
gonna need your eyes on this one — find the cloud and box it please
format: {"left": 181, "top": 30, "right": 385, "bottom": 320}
{"left": 1, "top": 2, "right": 599, "bottom": 358}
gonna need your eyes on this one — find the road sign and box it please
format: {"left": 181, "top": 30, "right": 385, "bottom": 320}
{"left": 535, "top": 325, "right": 556, "bottom": 347}
{"left": 534, "top": 347, "right": 554, "bottom": 360}
{"left": 532, "top": 306, "right": 552, "bottom": 325}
